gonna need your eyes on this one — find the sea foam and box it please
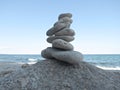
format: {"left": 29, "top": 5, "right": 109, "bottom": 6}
{"left": 96, "top": 65, "right": 120, "bottom": 70}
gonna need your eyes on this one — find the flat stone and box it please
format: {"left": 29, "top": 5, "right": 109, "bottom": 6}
{"left": 41, "top": 47, "right": 83, "bottom": 65}
{"left": 52, "top": 39, "right": 73, "bottom": 50}
{"left": 55, "top": 28, "right": 75, "bottom": 36}
{"left": 58, "top": 13, "right": 72, "bottom": 20}
{"left": 53, "top": 21, "right": 71, "bottom": 28}
{"left": 41, "top": 47, "right": 60, "bottom": 59}
{"left": 54, "top": 22, "right": 66, "bottom": 31}
{"left": 52, "top": 51, "right": 83, "bottom": 65}
{"left": 47, "top": 23, "right": 68, "bottom": 36}
{"left": 59, "top": 17, "right": 73, "bottom": 23}
{"left": 47, "top": 36, "right": 74, "bottom": 43}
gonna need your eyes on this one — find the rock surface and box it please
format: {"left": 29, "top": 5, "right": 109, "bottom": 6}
{"left": 58, "top": 13, "right": 72, "bottom": 20}
{"left": 55, "top": 28, "right": 75, "bottom": 36}
{"left": 0, "top": 60, "right": 120, "bottom": 90}
{"left": 59, "top": 17, "right": 73, "bottom": 23}
{"left": 47, "top": 36, "right": 74, "bottom": 43}
{"left": 41, "top": 47, "right": 60, "bottom": 59}
{"left": 47, "top": 23, "right": 66, "bottom": 36}
{"left": 52, "top": 51, "right": 83, "bottom": 64}
{"left": 52, "top": 39, "right": 73, "bottom": 50}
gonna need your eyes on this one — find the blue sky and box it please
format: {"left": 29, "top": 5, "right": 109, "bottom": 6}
{"left": 0, "top": 0, "right": 120, "bottom": 54}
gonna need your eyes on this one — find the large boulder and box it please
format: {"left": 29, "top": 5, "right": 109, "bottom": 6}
{"left": 0, "top": 59, "right": 120, "bottom": 90}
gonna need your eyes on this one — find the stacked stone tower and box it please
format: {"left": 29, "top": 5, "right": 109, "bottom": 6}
{"left": 41, "top": 13, "right": 83, "bottom": 65}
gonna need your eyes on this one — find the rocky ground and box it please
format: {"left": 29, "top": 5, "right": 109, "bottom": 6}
{"left": 0, "top": 59, "right": 120, "bottom": 90}
{"left": 0, "top": 62, "right": 31, "bottom": 78}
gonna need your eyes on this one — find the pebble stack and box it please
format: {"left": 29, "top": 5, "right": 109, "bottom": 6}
{"left": 41, "top": 13, "right": 83, "bottom": 65}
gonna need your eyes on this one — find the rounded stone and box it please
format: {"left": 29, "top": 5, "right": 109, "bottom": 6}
{"left": 54, "top": 22, "right": 66, "bottom": 31}
{"left": 41, "top": 48, "right": 53, "bottom": 59}
{"left": 55, "top": 28, "right": 75, "bottom": 36}
{"left": 41, "top": 47, "right": 60, "bottom": 59}
{"left": 52, "top": 51, "right": 83, "bottom": 65}
{"left": 58, "top": 13, "right": 72, "bottom": 20}
{"left": 53, "top": 21, "right": 71, "bottom": 28}
{"left": 52, "top": 39, "right": 73, "bottom": 50}
{"left": 46, "top": 27, "right": 54, "bottom": 36}
{"left": 47, "top": 23, "right": 66, "bottom": 36}
{"left": 59, "top": 17, "right": 73, "bottom": 23}
{"left": 47, "top": 36, "right": 74, "bottom": 43}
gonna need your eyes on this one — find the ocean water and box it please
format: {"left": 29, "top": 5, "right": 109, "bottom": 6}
{"left": 84, "top": 54, "right": 120, "bottom": 70}
{"left": 0, "top": 54, "right": 120, "bottom": 70}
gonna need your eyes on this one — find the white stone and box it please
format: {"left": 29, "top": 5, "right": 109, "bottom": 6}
{"left": 52, "top": 39, "right": 73, "bottom": 50}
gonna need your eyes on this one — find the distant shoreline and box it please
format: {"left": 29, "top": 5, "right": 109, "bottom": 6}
{"left": 0, "top": 53, "right": 120, "bottom": 55}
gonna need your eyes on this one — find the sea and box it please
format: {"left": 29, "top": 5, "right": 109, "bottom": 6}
{"left": 0, "top": 54, "right": 120, "bottom": 70}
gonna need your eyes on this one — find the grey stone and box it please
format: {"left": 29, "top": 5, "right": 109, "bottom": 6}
{"left": 47, "top": 36, "right": 74, "bottom": 43}
{"left": 54, "top": 17, "right": 72, "bottom": 27}
{"left": 58, "top": 13, "right": 72, "bottom": 20}
{"left": 55, "top": 28, "right": 75, "bottom": 36}
{"left": 47, "top": 22, "right": 71, "bottom": 36}
{"left": 46, "top": 23, "right": 66, "bottom": 36}
{"left": 0, "top": 60, "right": 120, "bottom": 90}
{"left": 52, "top": 39, "right": 73, "bottom": 50}
{"left": 54, "top": 22, "right": 67, "bottom": 31}
{"left": 53, "top": 21, "right": 71, "bottom": 29}
{"left": 52, "top": 51, "right": 83, "bottom": 65}
{"left": 41, "top": 47, "right": 60, "bottom": 59}
{"left": 46, "top": 27, "right": 54, "bottom": 36}
{"left": 59, "top": 17, "right": 73, "bottom": 23}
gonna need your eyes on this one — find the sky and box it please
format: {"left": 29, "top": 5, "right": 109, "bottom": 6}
{"left": 0, "top": 0, "right": 120, "bottom": 54}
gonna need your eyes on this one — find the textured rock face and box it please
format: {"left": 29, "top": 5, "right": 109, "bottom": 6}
{"left": 41, "top": 13, "right": 83, "bottom": 65}
{"left": 55, "top": 28, "right": 75, "bottom": 36}
{"left": 58, "top": 13, "right": 72, "bottom": 20}
{"left": 0, "top": 60, "right": 120, "bottom": 90}
{"left": 52, "top": 39, "right": 73, "bottom": 50}
{"left": 52, "top": 51, "right": 83, "bottom": 64}
{"left": 47, "top": 36, "right": 74, "bottom": 43}
{"left": 41, "top": 47, "right": 60, "bottom": 59}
